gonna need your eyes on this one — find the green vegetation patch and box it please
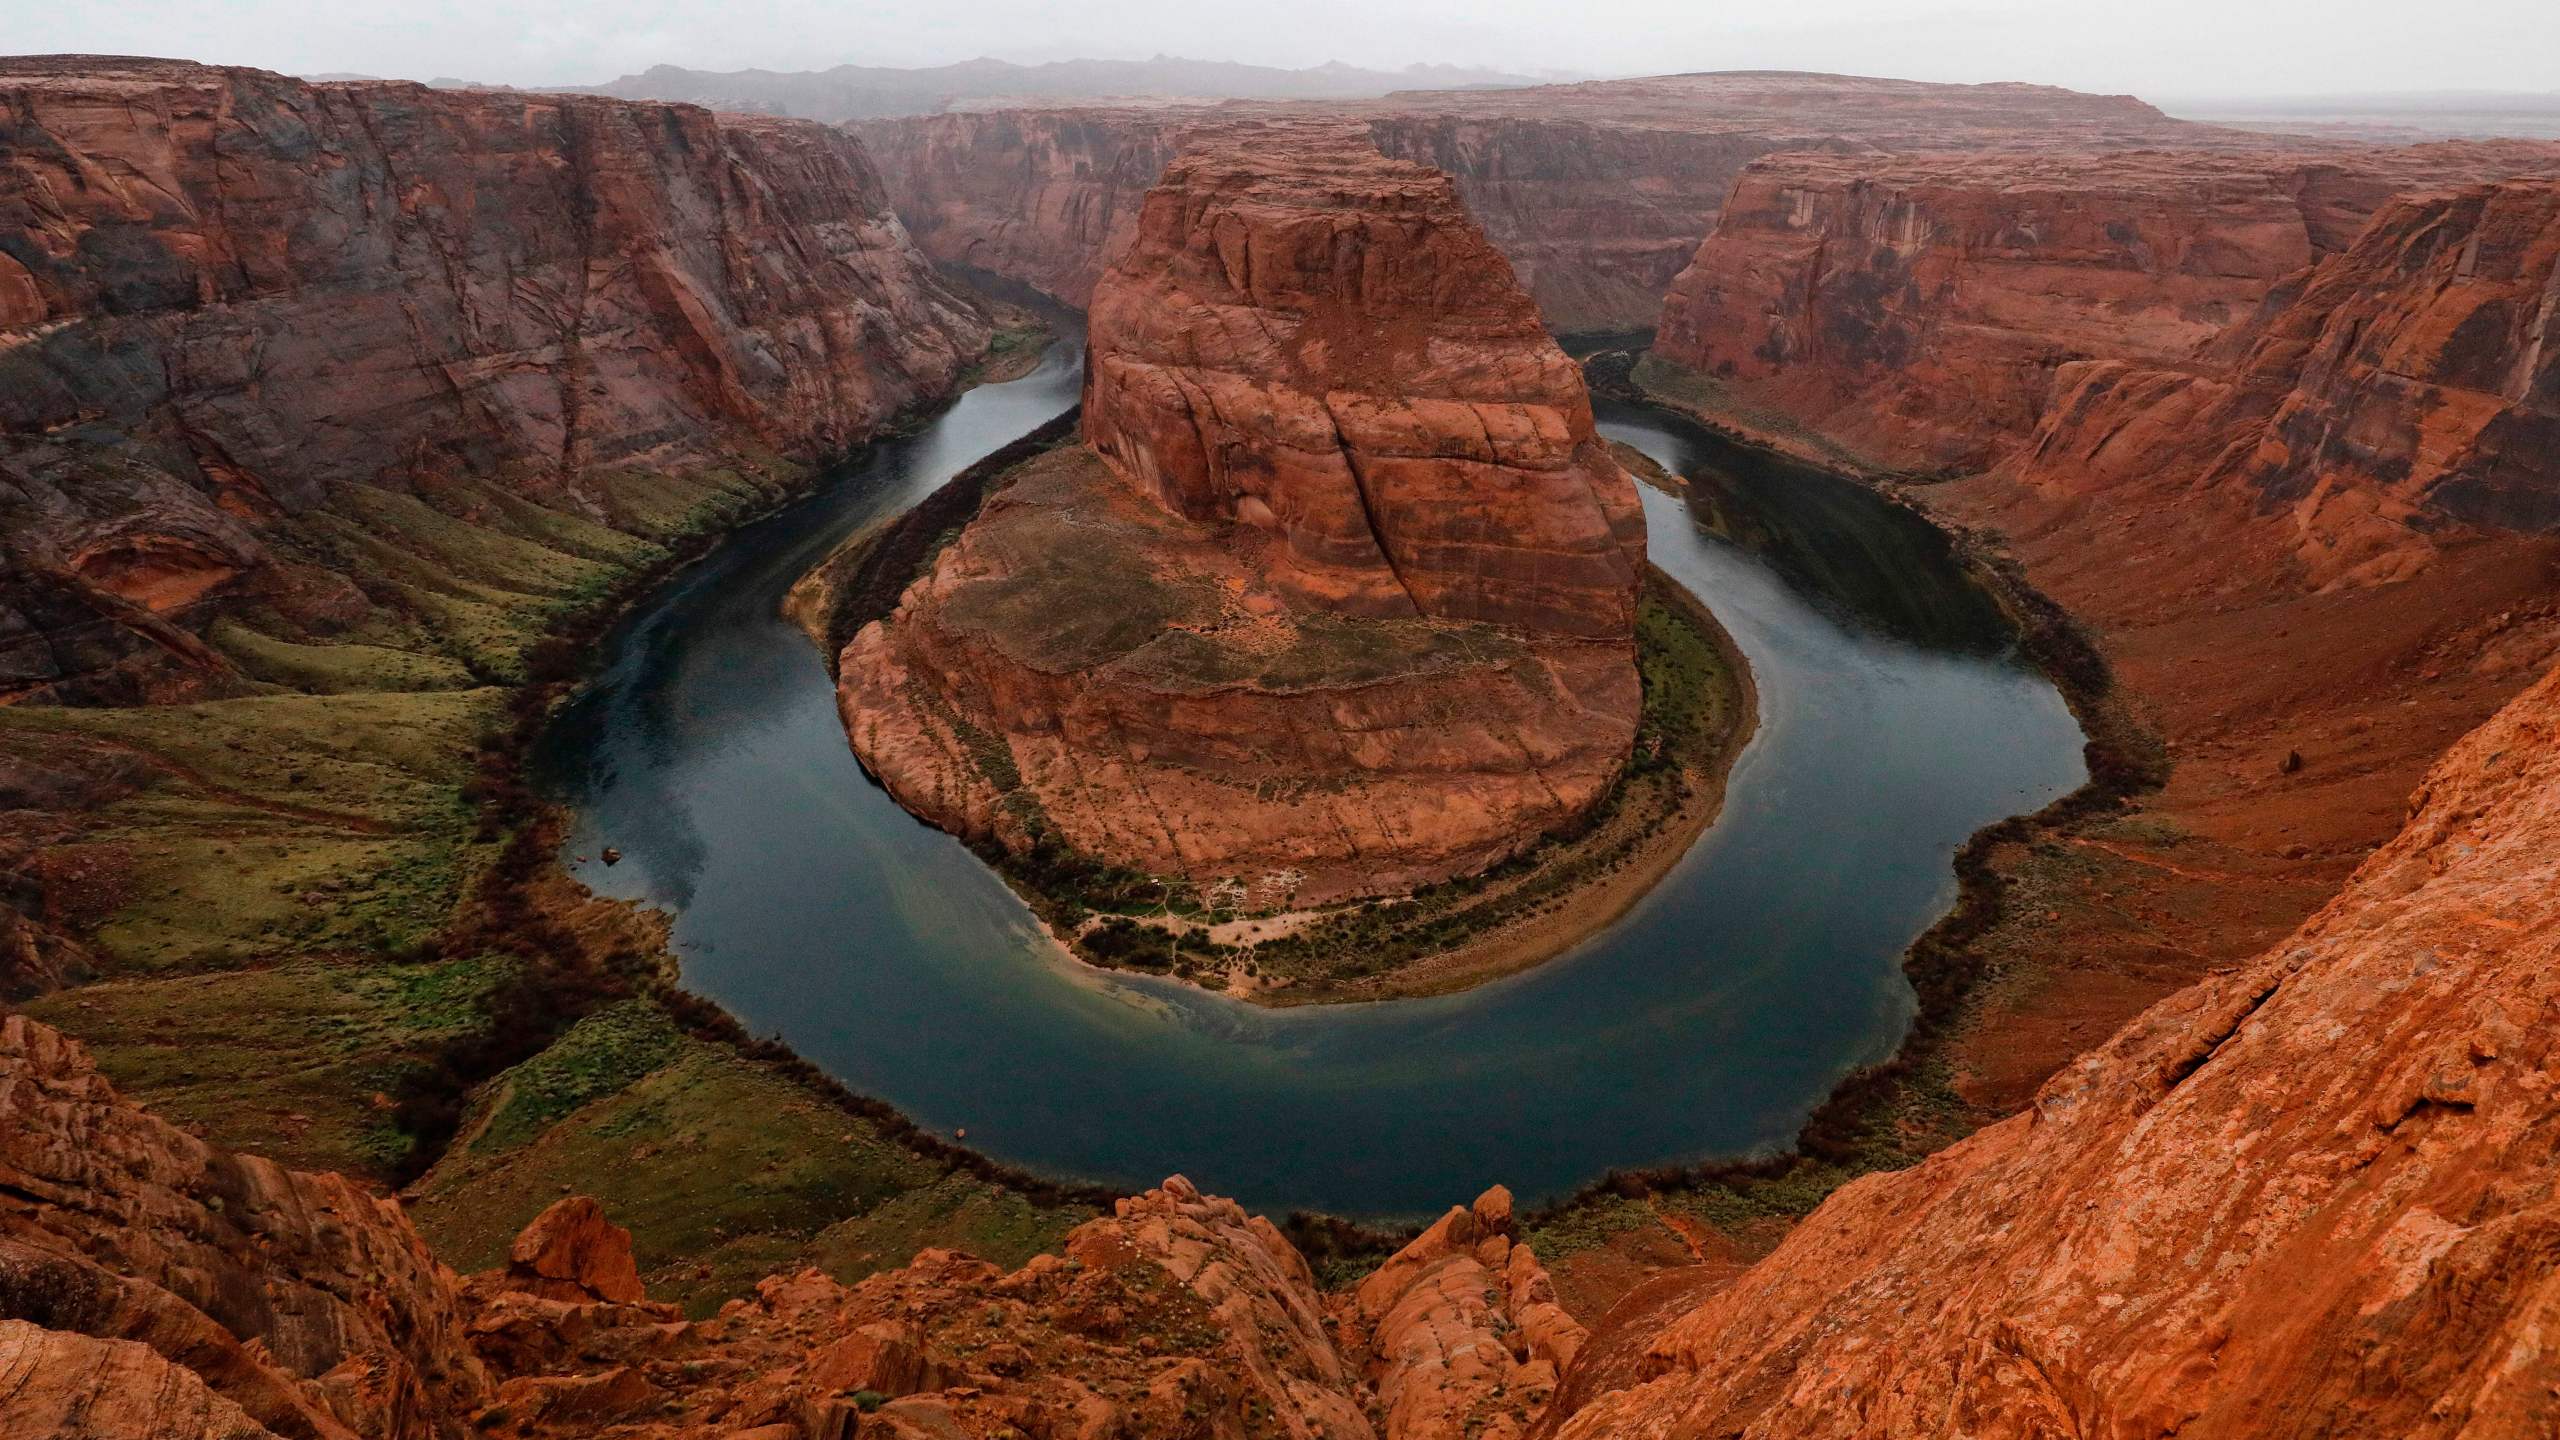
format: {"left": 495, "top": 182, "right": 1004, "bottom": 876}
{"left": 0, "top": 688, "right": 498, "bottom": 965}
{"left": 469, "top": 1000, "right": 688, "bottom": 1155}
{"left": 414, "top": 1034, "right": 1092, "bottom": 1316}
{"left": 211, "top": 618, "right": 478, "bottom": 695}
{"left": 22, "top": 951, "right": 506, "bottom": 1175}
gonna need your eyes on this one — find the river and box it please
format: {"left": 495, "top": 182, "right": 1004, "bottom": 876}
{"left": 536, "top": 336, "right": 2086, "bottom": 1219}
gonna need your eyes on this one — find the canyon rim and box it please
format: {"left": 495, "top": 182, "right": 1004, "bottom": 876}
{"left": 4, "top": 24, "right": 2560, "bottom": 1440}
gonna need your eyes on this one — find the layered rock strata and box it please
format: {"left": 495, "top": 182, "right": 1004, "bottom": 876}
{"left": 1650, "top": 142, "right": 2560, "bottom": 471}
{"left": 854, "top": 70, "right": 2222, "bottom": 333}
{"left": 839, "top": 124, "right": 1646, "bottom": 904}
{"left": 0, "top": 56, "right": 991, "bottom": 706}
{"left": 2010, "top": 176, "right": 2560, "bottom": 586}
{"left": 1548, "top": 657, "right": 2560, "bottom": 1439}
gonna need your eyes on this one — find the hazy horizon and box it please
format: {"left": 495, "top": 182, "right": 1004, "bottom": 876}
{"left": 7, "top": 0, "right": 2555, "bottom": 103}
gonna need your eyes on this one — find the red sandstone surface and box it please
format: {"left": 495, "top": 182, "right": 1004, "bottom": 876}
{"left": 838, "top": 123, "right": 1645, "bottom": 904}
{"left": 12, "top": 633, "right": 2560, "bottom": 1435}
{"left": 0, "top": 1009, "right": 1588, "bottom": 1440}
{"left": 2012, "top": 176, "right": 2560, "bottom": 583}
{"left": 1868, "top": 176, "right": 2560, "bottom": 1129}
{"left": 0, "top": 56, "right": 991, "bottom": 707}
{"left": 1547, "top": 660, "right": 2560, "bottom": 1438}
{"left": 1651, "top": 142, "right": 2560, "bottom": 471}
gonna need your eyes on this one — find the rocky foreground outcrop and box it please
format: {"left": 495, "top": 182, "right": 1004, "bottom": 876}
{"left": 0, "top": 1009, "right": 1584, "bottom": 1440}
{"left": 0, "top": 56, "right": 991, "bottom": 706}
{"left": 1651, "top": 141, "right": 2560, "bottom": 471}
{"left": 839, "top": 123, "right": 1645, "bottom": 904}
{"left": 856, "top": 70, "right": 2219, "bottom": 333}
{"left": 1547, "top": 657, "right": 2560, "bottom": 1439}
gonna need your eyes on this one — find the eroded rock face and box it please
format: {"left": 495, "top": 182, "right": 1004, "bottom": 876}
{"left": 1548, "top": 659, "right": 2560, "bottom": 1438}
{"left": 1653, "top": 143, "right": 2560, "bottom": 471}
{"left": 1341, "top": 1186, "right": 1589, "bottom": 1440}
{"left": 0, "top": 56, "right": 990, "bottom": 703}
{"left": 0, "top": 1026, "right": 1581, "bottom": 1440}
{"left": 2012, "top": 176, "right": 2560, "bottom": 587}
{"left": 498, "top": 1197, "right": 648, "bottom": 1306}
{"left": 1081, "top": 124, "right": 1645, "bottom": 639}
{"left": 850, "top": 108, "right": 1188, "bottom": 308}
{"left": 0, "top": 1320, "right": 285, "bottom": 1440}
{"left": 840, "top": 124, "right": 1644, "bottom": 904}
{"left": 0, "top": 1014, "right": 485, "bottom": 1438}
{"left": 856, "top": 70, "right": 2222, "bottom": 334}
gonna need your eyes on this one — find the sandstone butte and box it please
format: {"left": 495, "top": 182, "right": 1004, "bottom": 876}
{"left": 0, "top": 1009, "right": 1591, "bottom": 1440}
{"left": 852, "top": 70, "right": 2220, "bottom": 334}
{"left": 836, "top": 122, "right": 1648, "bottom": 906}
{"left": 0, "top": 56, "right": 993, "bottom": 709}
{"left": 1647, "top": 141, "right": 2560, "bottom": 472}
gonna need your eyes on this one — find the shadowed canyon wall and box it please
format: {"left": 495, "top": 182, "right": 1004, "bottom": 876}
{"left": 1651, "top": 142, "right": 2560, "bottom": 472}
{"left": 0, "top": 56, "right": 992, "bottom": 708}
{"left": 837, "top": 122, "right": 1645, "bottom": 905}
{"left": 854, "top": 70, "right": 2223, "bottom": 333}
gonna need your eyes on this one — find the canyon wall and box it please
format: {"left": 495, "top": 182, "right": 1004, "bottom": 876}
{"left": 838, "top": 122, "right": 1644, "bottom": 905}
{"left": 0, "top": 1009, "right": 1585, "bottom": 1440}
{"left": 854, "top": 70, "right": 2221, "bottom": 333}
{"left": 1548, "top": 656, "right": 2560, "bottom": 1439}
{"left": 2010, "top": 176, "right": 2560, "bottom": 587}
{"left": 848, "top": 108, "right": 1187, "bottom": 309}
{"left": 1650, "top": 141, "right": 2560, "bottom": 471}
{"left": 0, "top": 57, "right": 992, "bottom": 705}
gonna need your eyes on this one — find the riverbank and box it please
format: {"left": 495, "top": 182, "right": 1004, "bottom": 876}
{"left": 6, "top": 331, "right": 1107, "bottom": 1315}
{"left": 791, "top": 435, "right": 1757, "bottom": 1007}
{"left": 1506, "top": 349, "right": 2173, "bottom": 1318}
{"left": 1251, "top": 566, "right": 1754, "bottom": 1005}
{"left": 1516, "top": 341, "right": 2560, "bottom": 1336}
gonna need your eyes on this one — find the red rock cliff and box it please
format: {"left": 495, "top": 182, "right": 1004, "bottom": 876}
{"left": 0, "top": 56, "right": 991, "bottom": 704}
{"left": 849, "top": 107, "right": 1187, "bottom": 308}
{"left": 1080, "top": 124, "right": 1645, "bottom": 638}
{"left": 2012, "top": 175, "right": 2560, "bottom": 588}
{"left": 1652, "top": 142, "right": 2560, "bottom": 471}
{"left": 837, "top": 123, "right": 1645, "bottom": 905}
{"left": 1548, "top": 655, "right": 2560, "bottom": 1439}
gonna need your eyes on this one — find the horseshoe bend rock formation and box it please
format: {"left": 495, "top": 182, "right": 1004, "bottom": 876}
{"left": 0, "top": 1009, "right": 1587, "bottom": 1440}
{"left": 839, "top": 125, "right": 1646, "bottom": 906}
{"left": 0, "top": 55, "right": 991, "bottom": 705}
{"left": 1545, "top": 659, "right": 2560, "bottom": 1439}
{"left": 1650, "top": 141, "right": 2560, "bottom": 472}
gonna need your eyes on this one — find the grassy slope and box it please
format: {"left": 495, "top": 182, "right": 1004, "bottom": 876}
{"left": 8, "top": 436, "right": 1094, "bottom": 1307}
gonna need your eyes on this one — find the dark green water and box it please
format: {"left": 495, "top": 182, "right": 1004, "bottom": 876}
{"left": 536, "top": 340, "right": 2086, "bottom": 1220}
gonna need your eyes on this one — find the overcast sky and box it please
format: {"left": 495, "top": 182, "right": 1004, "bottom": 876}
{"left": 7, "top": 0, "right": 2555, "bottom": 100}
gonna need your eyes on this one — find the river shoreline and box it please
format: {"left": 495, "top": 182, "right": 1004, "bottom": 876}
{"left": 1245, "top": 564, "right": 1756, "bottom": 1006}
{"left": 1510, "top": 350, "right": 2167, "bottom": 1310}
{"left": 788, "top": 430, "right": 1762, "bottom": 1008}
